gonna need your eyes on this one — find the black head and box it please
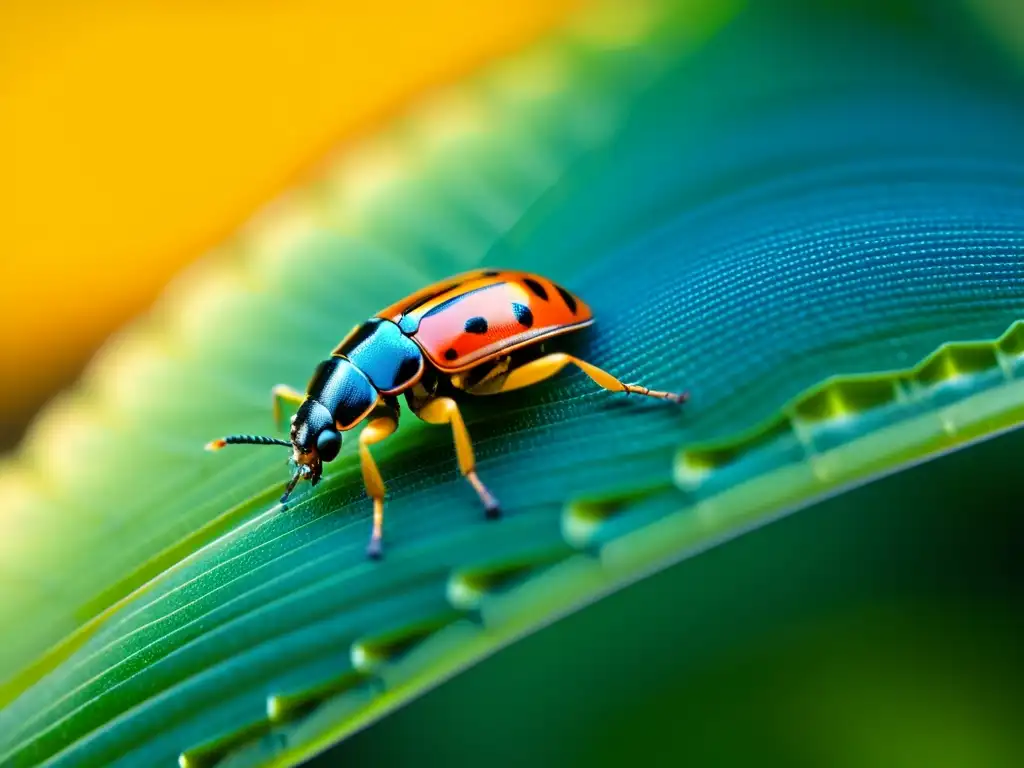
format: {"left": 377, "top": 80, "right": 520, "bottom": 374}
{"left": 284, "top": 399, "right": 345, "bottom": 496}
{"left": 205, "top": 397, "right": 344, "bottom": 503}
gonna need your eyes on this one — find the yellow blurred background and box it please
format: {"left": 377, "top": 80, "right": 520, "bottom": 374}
{"left": 0, "top": 0, "right": 579, "bottom": 450}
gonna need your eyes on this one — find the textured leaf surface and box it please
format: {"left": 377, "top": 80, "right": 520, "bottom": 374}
{"left": 3, "top": 1, "right": 1024, "bottom": 766}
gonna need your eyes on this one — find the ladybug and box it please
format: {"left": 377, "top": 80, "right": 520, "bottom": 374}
{"left": 206, "top": 269, "right": 687, "bottom": 558}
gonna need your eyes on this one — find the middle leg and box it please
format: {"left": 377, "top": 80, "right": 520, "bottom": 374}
{"left": 413, "top": 397, "right": 501, "bottom": 519}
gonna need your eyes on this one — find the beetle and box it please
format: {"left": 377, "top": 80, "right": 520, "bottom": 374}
{"left": 206, "top": 268, "right": 687, "bottom": 558}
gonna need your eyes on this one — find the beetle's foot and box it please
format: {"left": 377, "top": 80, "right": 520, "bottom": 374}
{"left": 467, "top": 470, "right": 501, "bottom": 519}
{"left": 366, "top": 538, "right": 383, "bottom": 560}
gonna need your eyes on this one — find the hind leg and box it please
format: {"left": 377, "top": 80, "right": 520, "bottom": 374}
{"left": 467, "top": 353, "right": 688, "bottom": 403}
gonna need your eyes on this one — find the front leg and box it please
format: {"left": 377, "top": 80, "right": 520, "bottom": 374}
{"left": 271, "top": 384, "right": 306, "bottom": 431}
{"left": 413, "top": 396, "right": 501, "bottom": 520}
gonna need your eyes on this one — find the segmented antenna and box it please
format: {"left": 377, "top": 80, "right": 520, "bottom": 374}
{"left": 205, "top": 434, "right": 291, "bottom": 451}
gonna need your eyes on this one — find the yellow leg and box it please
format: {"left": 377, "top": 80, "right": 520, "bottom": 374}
{"left": 468, "top": 353, "right": 688, "bottom": 403}
{"left": 271, "top": 384, "right": 306, "bottom": 430}
{"left": 359, "top": 415, "right": 398, "bottom": 559}
{"left": 414, "top": 397, "right": 501, "bottom": 518}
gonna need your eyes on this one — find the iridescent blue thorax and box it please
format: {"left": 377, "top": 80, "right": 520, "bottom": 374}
{"left": 332, "top": 318, "right": 424, "bottom": 394}
{"left": 290, "top": 319, "right": 425, "bottom": 458}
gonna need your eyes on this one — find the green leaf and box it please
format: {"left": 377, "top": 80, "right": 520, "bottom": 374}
{"left": 3, "top": 1, "right": 1024, "bottom": 766}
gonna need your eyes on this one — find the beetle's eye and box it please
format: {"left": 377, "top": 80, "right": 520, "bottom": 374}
{"left": 316, "top": 429, "right": 341, "bottom": 462}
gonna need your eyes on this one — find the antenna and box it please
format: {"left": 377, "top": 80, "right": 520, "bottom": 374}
{"left": 205, "top": 434, "right": 291, "bottom": 451}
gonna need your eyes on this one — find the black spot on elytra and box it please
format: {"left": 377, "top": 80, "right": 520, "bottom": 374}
{"left": 523, "top": 277, "right": 549, "bottom": 300}
{"left": 481, "top": 270, "right": 501, "bottom": 277}
{"left": 444, "top": 348, "right": 459, "bottom": 361}
{"left": 556, "top": 285, "right": 578, "bottom": 315}
{"left": 512, "top": 303, "right": 534, "bottom": 328}
{"left": 465, "top": 316, "right": 488, "bottom": 334}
